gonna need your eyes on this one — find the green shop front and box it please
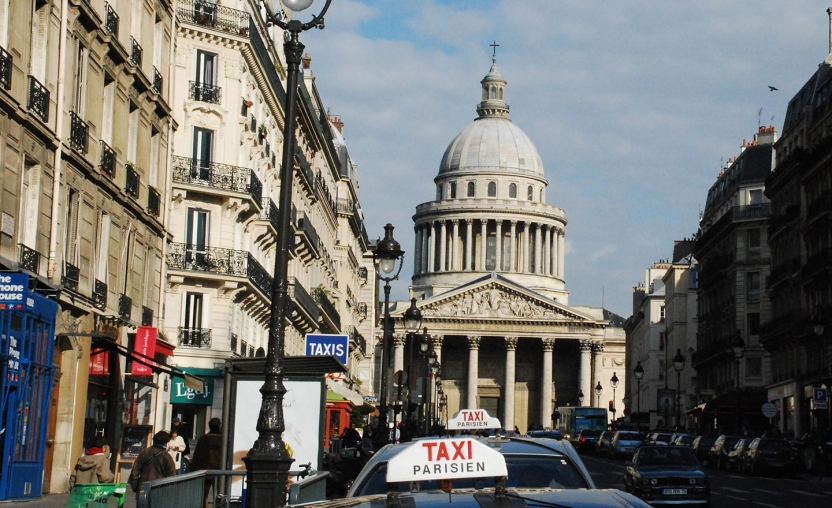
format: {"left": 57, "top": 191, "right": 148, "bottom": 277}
{"left": 170, "top": 367, "right": 222, "bottom": 448}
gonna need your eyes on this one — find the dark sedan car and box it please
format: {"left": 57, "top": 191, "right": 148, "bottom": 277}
{"left": 624, "top": 445, "right": 710, "bottom": 506}
{"left": 741, "top": 437, "right": 797, "bottom": 476}
{"left": 725, "top": 438, "right": 749, "bottom": 472}
{"left": 708, "top": 435, "right": 742, "bottom": 470}
{"left": 573, "top": 429, "right": 603, "bottom": 452}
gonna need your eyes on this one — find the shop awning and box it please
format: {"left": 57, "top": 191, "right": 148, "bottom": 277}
{"left": 326, "top": 379, "right": 364, "bottom": 406}
{"left": 90, "top": 337, "right": 206, "bottom": 390}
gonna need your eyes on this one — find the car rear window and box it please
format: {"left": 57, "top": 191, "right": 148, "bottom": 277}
{"left": 354, "top": 454, "right": 590, "bottom": 495}
{"left": 636, "top": 447, "right": 699, "bottom": 467}
{"left": 580, "top": 430, "right": 602, "bottom": 437}
{"left": 618, "top": 433, "right": 643, "bottom": 441}
{"left": 656, "top": 433, "right": 672, "bottom": 442}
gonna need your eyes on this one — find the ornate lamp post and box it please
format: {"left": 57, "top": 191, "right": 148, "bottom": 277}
{"left": 578, "top": 390, "right": 584, "bottom": 406}
{"left": 634, "top": 361, "right": 644, "bottom": 431}
{"left": 244, "top": 2, "right": 333, "bottom": 507}
{"left": 672, "top": 349, "right": 685, "bottom": 429}
{"left": 610, "top": 372, "right": 619, "bottom": 423}
{"left": 730, "top": 331, "right": 746, "bottom": 434}
{"left": 595, "top": 381, "right": 603, "bottom": 412}
{"left": 374, "top": 224, "right": 405, "bottom": 444}
{"left": 403, "top": 298, "right": 423, "bottom": 425}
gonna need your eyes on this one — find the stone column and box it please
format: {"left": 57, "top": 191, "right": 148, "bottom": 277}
{"left": 504, "top": 337, "right": 518, "bottom": 430}
{"left": 543, "top": 225, "right": 551, "bottom": 276}
{"left": 431, "top": 335, "right": 444, "bottom": 365}
{"left": 534, "top": 224, "right": 542, "bottom": 274}
{"left": 480, "top": 220, "right": 487, "bottom": 271}
{"left": 451, "top": 219, "right": 461, "bottom": 271}
{"left": 579, "top": 339, "right": 592, "bottom": 406}
{"left": 541, "top": 338, "right": 554, "bottom": 428}
{"left": 524, "top": 223, "right": 531, "bottom": 273}
{"left": 494, "top": 219, "right": 503, "bottom": 271}
{"left": 465, "top": 219, "right": 473, "bottom": 271}
{"left": 414, "top": 225, "right": 423, "bottom": 275}
{"left": 551, "top": 227, "right": 558, "bottom": 277}
{"left": 439, "top": 220, "right": 447, "bottom": 272}
{"left": 592, "top": 341, "right": 605, "bottom": 408}
{"left": 557, "top": 230, "right": 565, "bottom": 279}
{"left": 393, "top": 335, "right": 406, "bottom": 376}
{"left": 509, "top": 220, "right": 517, "bottom": 272}
{"left": 421, "top": 224, "right": 429, "bottom": 274}
{"left": 428, "top": 222, "right": 437, "bottom": 273}
{"left": 467, "top": 336, "right": 481, "bottom": 409}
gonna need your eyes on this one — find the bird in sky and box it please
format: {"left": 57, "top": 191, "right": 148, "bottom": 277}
{"left": 768, "top": 86, "right": 778, "bottom": 91}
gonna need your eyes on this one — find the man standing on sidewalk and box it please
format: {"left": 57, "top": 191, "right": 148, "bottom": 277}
{"left": 193, "top": 418, "right": 222, "bottom": 507}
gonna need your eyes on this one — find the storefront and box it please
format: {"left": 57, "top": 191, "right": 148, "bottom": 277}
{"left": 169, "top": 367, "right": 222, "bottom": 450}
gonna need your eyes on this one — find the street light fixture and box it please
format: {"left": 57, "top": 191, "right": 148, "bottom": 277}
{"left": 634, "top": 361, "right": 644, "bottom": 430}
{"left": 672, "top": 349, "right": 685, "bottom": 429}
{"left": 595, "top": 381, "right": 603, "bottom": 409}
{"left": 610, "top": 372, "right": 619, "bottom": 423}
{"left": 244, "top": 2, "right": 334, "bottom": 507}
{"left": 374, "top": 224, "right": 405, "bottom": 444}
{"left": 578, "top": 390, "right": 584, "bottom": 406}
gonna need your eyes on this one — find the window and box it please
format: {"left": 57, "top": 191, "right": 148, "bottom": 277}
{"left": 196, "top": 50, "right": 216, "bottom": 87}
{"left": 102, "top": 76, "right": 115, "bottom": 145}
{"left": 436, "top": 184, "right": 442, "bottom": 201}
{"left": 748, "top": 228, "right": 761, "bottom": 250}
{"left": 747, "top": 313, "right": 760, "bottom": 336}
{"left": 449, "top": 182, "right": 456, "bottom": 199}
{"left": 509, "top": 183, "right": 517, "bottom": 198}
{"left": 19, "top": 162, "right": 40, "bottom": 248}
{"left": 660, "top": 305, "right": 666, "bottom": 322}
{"left": 527, "top": 185, "right": 533, "bottom": 201}
{"left": 746, "top": 357, "right": 762, "bottom": 378}
{"left": 487, "top": 182, "right": 496, "bottom": 197}
{"left": 29, "top": 0, "right": 49, "bottom": 82}
{"left": 72, "top": 40, "right": 87, "bottom": 115}
{"left": 749, "top": 189, "right": 763, "bottom": 205}
{"left": 95, "top": 211, "right": 111, "bottom": 283}
{"left": 467, "top": 181, "right": 475, "bottom": 197}
{"left": 64, "top": 188, "right": 80, "bottom": 266}
{"left": 186, "top": 209, "right": 209, "bottom": 266}
{"left": 747, "top": 271, "right": 761, "bottom": 295}
{"left": 486, "top": 234, "right": 496, "bottom": 271}
{"left": 192, "top": 127, "right": 213, "bottom": 179}
{"left": 183, "top": 292, "right": 205, "bottom": 336}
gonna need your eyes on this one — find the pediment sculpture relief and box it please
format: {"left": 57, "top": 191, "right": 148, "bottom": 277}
{"left": 421, "top": 285, "right": 567, "bottom": 319}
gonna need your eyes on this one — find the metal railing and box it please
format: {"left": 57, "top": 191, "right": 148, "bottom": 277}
{"left": 176, "top": 0, "right": 251, "bottom": 36}
{"left": 0, "top": 45, "right": 11, "bottom": 90}
{"left": 152, "top": 66, "right": 163, "bottom": 94}
{"left": 258, "top": 196, "right": 279, "bottom": 232}
{"left": 189, "top": 80, "right": 221, "bottom": 104}
{"left": 246, "top": 253, "right": 273, "bottom": 297}
{"left": 62, "top": 262, "right": 80, "bottom": 292}
{"left": 142, "top": 306, "right": 153, "bottom": 326}
{"left": 130, "top": 37, "right": 142, "bottom": 68}
{"left": 313, "top": 287, "right": 341, "bottom": 331}
{"left": 28, "top": 75, "right": 49, "bottom": 122}
{"left": 172, "top": 156, "right": 262, "bottom": 204}
{"left": 103, "top": 2, "right": 119, "bottom": 36}
{"left": 100, "top": 140, "right": 116, "bottom": 178}
{"left": 119, "top": 294, "right": 132, "bottom": 320}
{"left": 178, "top": 327, "right": 212, "bottom": 348}
{"left": 93, "top": 279, "right": 107, "bottom": 309}
{"left": 147, "top": 186, "right": 161, "bottom": 217}
{"left": 18, "top": 244, "right": 40, "bottom": 273}
{"left": 249, "top": 114, "right": 256, "bottom": 133}
{"left": 294, "top": 147, "right": 315, "bottom": 191}
{"left": 69, "top": 111, "right": 88, "bottom": 153}
{"left": 166, "top": 243, "right": 274, "bottom": 297}
{"left": 296, "top": 212, "right": 320, "bottom": 255}
{"left": 288, "top": 277, "right": 319, "bottom": 324}
{"left": 126, "top": 164, "right": 140, "bottom": 198}
{"left": 230, "top": 333, "right": 238, "bottom": 353}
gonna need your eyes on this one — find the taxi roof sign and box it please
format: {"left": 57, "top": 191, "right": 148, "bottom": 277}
{"left": 386, "top": 438, "right": 508, "bottom": 483}
{"left": 446, "top": 408, "right": 501, "bottom": 430}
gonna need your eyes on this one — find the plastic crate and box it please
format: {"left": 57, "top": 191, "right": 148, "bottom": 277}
{"left": 67, "top": 483, "right": 127, "bottom": 508}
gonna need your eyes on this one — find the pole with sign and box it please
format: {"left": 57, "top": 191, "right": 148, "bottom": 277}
{"left": 813, "top": 387, "right": 828, "bottom": 410}
{"left": 304, "top": 334, "right": 349, "bottom": 366}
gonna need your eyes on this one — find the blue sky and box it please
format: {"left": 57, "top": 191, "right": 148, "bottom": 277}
{"left": 299, "top": 0, "right": 832, "bottom": 317}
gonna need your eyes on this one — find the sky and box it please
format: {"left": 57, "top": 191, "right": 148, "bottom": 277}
{"left": 298, "top": 0, "right": 832, "bottom": 318}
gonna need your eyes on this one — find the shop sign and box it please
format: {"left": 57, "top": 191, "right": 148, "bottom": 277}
{"left": 0, "top": 273, "right": 27, "bottom": 310}
{"left": 131, "top": 326, "right": 157, "bottom": 376}
{"left": 304, "top": 333, "right": 348, "bottom": 366}
{"left": 5, "top": 334, "right": 21, "bottom": 384}
{"left": 170, "top": 375, "right": 214, "bottom": 405}
{"left": 89, "top": 347, "right": 109, "bottom": 375}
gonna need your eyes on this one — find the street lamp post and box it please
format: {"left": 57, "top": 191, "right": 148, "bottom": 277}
{"left": 730, "top": 330, "right": 746, "bottom": 434}
{"left": 610, "top": 372, "right": 619, "bottom": 424}
{"left": 403, "top": 299, "right": 423, "bottom": 426}
{"left": 578, "top": 390, "right": 584, "bottom": 406}
{"left": 595, "top": 381, "right": 603, "bottom": 409}
{"left": 634, "top": 361, "right": 644, "bottom": 431}
{"left": 244, "top": 2, "right": 333, "bottom": 507}
{"left": 673, "top": 349, "right": 685, "bottom": 429}
{"left": 374, "top": 224, "right": 405, "bottom": 445}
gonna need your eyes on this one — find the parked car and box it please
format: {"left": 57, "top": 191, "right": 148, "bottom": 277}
{"left": 725, "top": 438, "right": 749, "bottom": 472}
{"left": 646, "top": 432, "right": 673, "bottom": 445}
{"left": 528, "top": 429, "right": 564, "bottom": 440}
{"left": 596, "top": 431, "right": 616, "bottom": 455}
{"left": 671, "top": 434, "right": 696, "bottom": 447}
{"left": 623, "top": 445, "right": 710, "bottom": 506}
{"left": 741, "top": 438, "right": 797, "bottom": 476}
{"left": 708, "top": 435, "right": 742, "bottom": 470}
{"left": 692, "top": 436, "right": 715, "bottom": 463}
{"left": 609, "top": 431, "right": 644, "bottom": 459}
{"left": 572, "top": 429, "right": 603, "bottom": 453}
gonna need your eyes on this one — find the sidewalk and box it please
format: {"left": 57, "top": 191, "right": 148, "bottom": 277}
{"left": 1, "top": 493, "right": 70, "bottom": 507}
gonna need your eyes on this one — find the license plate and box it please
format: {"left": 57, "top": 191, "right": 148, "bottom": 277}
{"left": 662, "top": 489, "right": 687, "bottom": 495}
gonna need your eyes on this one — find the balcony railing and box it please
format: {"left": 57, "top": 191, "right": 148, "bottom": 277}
{"left": 167, "top": 243, "right": 274, "bottom": 297}
{"left": 100, "top": 140, "right": 116, "bottom": 178}
{"left": 296, "top": 212, "right": 320, "bottom": 256}
{"left": 247, "top": 253, "right": 273, "bottom": 297}
{"left": 313, "top": 287, "right": 341, "bottom": 331}
{"left": 241, "top": 340, "right": 249, "bottom": 357}
{"left": 230, "top": 333, "right": 238, "bottom": 354}
{"left": 119, "top": 293, "right": 132, "bottom": 320}
{"left": 0, "top": 45, "right": 11, "bottom": 90}
{"left": 288, "top": 277, "right": 319, "bottom": 324}
{"left": 172, "top": 156, "right": 262, "bottom": 204}
{"left": 93, "top": 279, "right": 107, "bottom": 309}
{"left": 177, "top": 0, "right": 251, "bottom": 36}
{"left": 294, "top": 148, "right": 315, "bottom": 191}
{"left": 152, "top": 66, "right": 163, "bottom": 94}
{"left": 178, "top": 327, "right": 212, "bottom": 348}
{"left": 189, "top": 81, "right": 221, "bottom": 104}
{"left": 62, "top": 262, "right": 80, "bottom": 292}
{"left": 103, "top": 2, "right": 119, "bottom": 37}
{"left": 733, "top": 203, "right": 771, "bottom": 221}
{"left": 125, "top": 163, "right": 140, "bottom": 198}
{"left": 18, "top": 244, "right": 40, "bottom": 273}
{"left": 141, "top": 306, "right": 153, "bottom": 326}
{"left": 147, "top": 186, "right": 161, "bottom": 217}
{"left": 130, "top": 37, "right": 142, "bottom": 68}
{"left": 258, "top": 197, "right": 279, "bottom": 232}
{"left": 69, "top": 111, "right": 88, "bottom": 154}
{"left": 28, "top": 76, "right": 49, "bottom": 122}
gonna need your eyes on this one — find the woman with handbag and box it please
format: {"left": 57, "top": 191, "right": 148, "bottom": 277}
{"left": 167, "top": 429, "right": 186, "bottom": 474}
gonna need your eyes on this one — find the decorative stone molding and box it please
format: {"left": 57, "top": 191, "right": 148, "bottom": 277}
{"left": 393, "top": 335, "right": 406, "bottom": 347}
{"left": 420, "top": 282, "right": 571, "bottom": 319}
{"left": 592, "top": 341, "right": 604, "bottom": 353}
{"left": 431, "top": 335, "right": 444, "bottom": 348}
{"left": 467, "top": 336, "right": 481, "bottom": 348}
{"left": 579, "top": 339, "right": 593, "bottom": 352}
{"left": 504, "top": 337, "right": 518, "bottom": 350}
{"left": 542, "top": 338, "right": 555, "bottom": 351}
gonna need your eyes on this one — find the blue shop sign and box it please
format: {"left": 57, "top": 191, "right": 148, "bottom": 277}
{"left": 304, "top": 333, "right": 348, "bottom": 366}
{"left": 0, "top": 273, "right": 27, "bottom": 310}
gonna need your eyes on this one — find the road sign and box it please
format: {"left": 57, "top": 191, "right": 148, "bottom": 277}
{"left": 304, "top": 333, "right": 349, "bottom": 366}
{"left": 394, "top": 370, "right": 407, "bottom": 386}
{"left": 761, "top": 402, "right": 777, "bottom": 418}
{"left": 814, "top": 387, "right": 828, "bottom": 410}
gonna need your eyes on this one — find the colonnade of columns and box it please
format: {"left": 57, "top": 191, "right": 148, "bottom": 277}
{"left": 413, "top": 218, "right": 565, "bottom": 278}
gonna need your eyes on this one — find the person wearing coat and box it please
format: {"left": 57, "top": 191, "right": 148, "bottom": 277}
{"left": 130, "top": 431, "right": 176, "bottom": 496}
{"left": 167, "top": 429, "right": 187, "bottom": 473}
{"left": 70, "top": 436, "right": 114, "bottom": 488}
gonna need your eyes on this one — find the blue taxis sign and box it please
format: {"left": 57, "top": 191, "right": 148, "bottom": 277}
{"left": 304, "top": 333, "right": 349, "bottom": 366}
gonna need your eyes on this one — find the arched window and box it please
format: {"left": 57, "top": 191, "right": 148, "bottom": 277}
{"left": 467, "top": 181, "right": 475, "bottom": 197}
{"left": 488, "top": 182, "right": 497, "bottom": 197}
{"left": 491, "top": 86, "right": 497, "bottom": 99}
{"left": 527, "top": 185, "right": 534, "bottom": 201}
{"left": 436, "top": 184, "right": 442, "bottom": 201}
{"left": 499, "top": 88, "right": 503, "bottom": 100}
{"left": 450, "top": 182, "right": 457, "bottom": 199}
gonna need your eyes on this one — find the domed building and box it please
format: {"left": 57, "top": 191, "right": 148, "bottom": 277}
{"left": 389, "top": 55, "right": 624, "bottom": 432}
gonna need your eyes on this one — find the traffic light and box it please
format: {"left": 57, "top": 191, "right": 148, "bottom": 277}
{"left": 608, "top": 400, "right": 614, "bottom": 411}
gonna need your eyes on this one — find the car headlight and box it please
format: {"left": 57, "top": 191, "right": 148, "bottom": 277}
{"left": 697, "top": 478, "right": 706, "bottom": 485}
{"left": 641, "top": 478, "right": 650, "bottom": 485}
{"left": 689, "top": 478, "right": 697, "bottom": 485}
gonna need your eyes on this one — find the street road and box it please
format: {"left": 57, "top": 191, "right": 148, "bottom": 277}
{"left": 580, "top": 450, "right": 832, "bottom": 508}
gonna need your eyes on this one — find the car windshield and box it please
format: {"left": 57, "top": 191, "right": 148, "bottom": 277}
{"left": 354, "top": 454, "right": 589, "bottom": 495}
{"left": 679, "top": 435, "right": 695, "bottom": 444}
{"left": 655, "top": 433, "right": 672, "bottom": 442}
{"left": 581, "top": 430, "right": 601, "bottom": 437}
{"left": 636, "top": 447, "right": 699, "bottom": 467}
{"left": 618, "top": 433, "right": 643, "bottom": 442}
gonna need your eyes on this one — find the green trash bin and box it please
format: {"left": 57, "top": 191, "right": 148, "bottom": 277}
{"left": 66, "top": 483, "right": 128, "bottom": 508}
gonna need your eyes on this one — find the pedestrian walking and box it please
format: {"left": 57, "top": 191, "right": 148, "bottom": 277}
{"left": 167, "top": 429, "right": 186, "bottom": 474}
{"left": 340, "top": 423, "right": 361, "bottom": 449}
{"left": 193, "top": 418, "right": 222, "bottom": 507}
{"left": 69, "top": 436, "right": 114, "bottom": 488}
{"left": 129, "top": 431, "right": 176, "bottom": 498}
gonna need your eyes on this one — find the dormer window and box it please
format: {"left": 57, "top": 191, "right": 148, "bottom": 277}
{"left": 488, "top": 182, "right": 497, "bottom": 197}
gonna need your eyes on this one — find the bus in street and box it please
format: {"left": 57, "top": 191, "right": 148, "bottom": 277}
{"left": 555, "top": 406, "right": 609, "bottom": 441}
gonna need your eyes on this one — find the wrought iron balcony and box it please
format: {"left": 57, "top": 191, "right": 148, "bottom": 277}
{"left": 189, "top": 81, "right": 221, "bottom": 104}
{"left": 230, "top": 333, "right": 238, "bottom": 354}
{"left": 62, "top": 262, "right": 80, "bottom": 292}
{"left": 69, "top": 111, "right": 88, "bottom": 154}
{"left": 357, "top": 302, "right": 368, "bottom": 319}
{"left": 358, "top": 267, "right": 368, "bottom": 280}
{"left": 179, "top": 327, "right": 212, "bottom": 348}
{"left": 147, "top": 186, "right": 161, "bottom": 217}
{"left": 241, "top": 340, "right": 249, "bottom": 357}
{"left": 296, "top": 212, "right": 320, "bottom": 257}
{"left": 141, "top": 306, "right": 153, "bottom": 326}
{"left": 166, "top": 243, "right": 274, "bottom": 297}
{"left": 100, "top": 140, "right": 116, "bottom": 178}
{"left": 346, "top": 326, "right": 367, "bottom": 357}
{"left": 0, "top": 45, "right": 11, "bottom": 90}
{"left": 250, "top": 115, "right": 256, "bottom": 133}
{"left": 28, "top": 75, "right": 49, "bottom": 122}
{"left": 103, "top": 2, "right": 119, "bottom": 37}
{"left": 288, "top": 277, "right": 319, "bottom": 325}
{"left": 125, "top": 163, "right": 140, "bottom": 198}
{"left": 130, "top": 37, "right": 142, "bottom": 68}
{"left": 294, "top": 148, "right": 315, "bottom": 191}
{"left": 93, "top": 279, "right": 107, "bottom": 310}
{"left": 313, "top": 287, "right": 341, "bottom": 332}
{"left": 177, "top": 0, "right": 251, "bottom": 36}
{"left": 172, "top": 155, "right": 262, "bottom": 204}
{"left": 18, "top": 244, "right": 40, "bottom": 273}
{"left": 152, "top": 66, "right": 163, "bottom": 95}
{"left": 257, "top": 197, "right": 279, "bottom": 232}
{"left": 119, "top": 293, "right": 132, "bottom": 320}
{"left": 246, "top": 253, "right": 273, "bottom": 297}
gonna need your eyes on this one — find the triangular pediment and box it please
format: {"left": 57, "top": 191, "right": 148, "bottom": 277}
{"left": 410, "top": 274, "right": 596, "bottom": 323}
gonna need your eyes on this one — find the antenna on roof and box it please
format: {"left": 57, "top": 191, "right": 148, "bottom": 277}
{"left": 757, "top": 108, "right": 763, "bottom": 131}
